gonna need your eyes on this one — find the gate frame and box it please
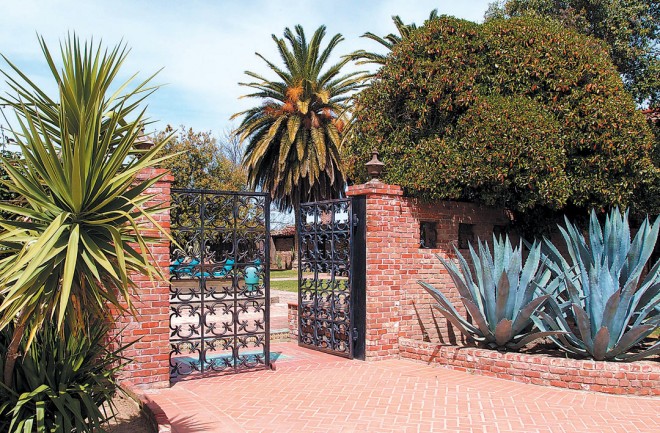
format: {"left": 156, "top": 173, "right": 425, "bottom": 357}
{"left": 168, "top": 188, "right": 271, "bottom": 380}
{"left": 297, "top": 196, "right": 366, "bottom": 360}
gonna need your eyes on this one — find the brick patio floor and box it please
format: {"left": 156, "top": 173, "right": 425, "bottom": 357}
{"left": 145, "top": 342, "right": 659, "bottom": 433}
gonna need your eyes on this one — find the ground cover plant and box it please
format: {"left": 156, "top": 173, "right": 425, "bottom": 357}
{"left": 0, "top": 35, "right": 172, "bottom": 431}
{"left": 0, "top": 319, "right": 128, "bottom": 432}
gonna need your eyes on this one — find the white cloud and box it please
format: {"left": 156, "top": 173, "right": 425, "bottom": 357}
{"left": 0, "top": 0, "right": 492, "bottom": 134}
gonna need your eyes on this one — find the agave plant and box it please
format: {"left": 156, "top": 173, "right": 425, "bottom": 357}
{"left": 539, "top": 208, "right": 660, "bottom": 361}
{"left": 0, "top": 35, "right": 172, "bottom": 385}
{"left": 419, "top": 235, "right": 561, "bottom": 350}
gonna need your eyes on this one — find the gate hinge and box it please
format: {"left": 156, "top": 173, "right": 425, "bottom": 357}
{"left": 352, "top": 327, "right": 359, "bottom": 341}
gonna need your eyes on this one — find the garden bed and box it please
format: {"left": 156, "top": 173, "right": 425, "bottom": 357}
{"left": 399, "top": 338, "right": 660, "bottom": 396}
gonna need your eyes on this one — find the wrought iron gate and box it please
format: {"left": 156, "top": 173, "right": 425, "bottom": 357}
{"left": 169, "top": 189, "right": 270, "bottom": 379}
{"left": 298, "top": 197, "right": 365, "bottom": 359}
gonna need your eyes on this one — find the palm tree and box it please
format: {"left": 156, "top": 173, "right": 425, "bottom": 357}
{"left": 349, "top": 9, "right": 440, "bottom": 67}
{"left": 0, "top": 35, "right": 172, "bottom": 385}
{"left": 232, "top": 25, "right": 365, "bottom": 215}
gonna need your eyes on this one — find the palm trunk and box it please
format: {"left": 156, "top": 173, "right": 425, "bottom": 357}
{"left": 293, "top": 188, "right": 303, "bottom": 268}
{"left": 3, "top": 318, "right": 26, "bottom": 387}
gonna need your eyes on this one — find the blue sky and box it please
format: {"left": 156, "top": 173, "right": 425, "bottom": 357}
{"left": 1, "top": 0, "right": 492, "bottom": 137}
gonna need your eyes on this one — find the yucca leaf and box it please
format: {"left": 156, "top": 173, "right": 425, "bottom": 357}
{"left": 57, "top": 223, "right": 80, "bottom": 329}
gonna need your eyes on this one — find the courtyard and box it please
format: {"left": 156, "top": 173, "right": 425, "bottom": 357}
{"left": 143, "top": 342, "right": 660, "bottom": 433}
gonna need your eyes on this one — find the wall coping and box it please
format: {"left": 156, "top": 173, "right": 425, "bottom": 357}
{"left": 347, "top": 181, "right": 404, "bottom": 197}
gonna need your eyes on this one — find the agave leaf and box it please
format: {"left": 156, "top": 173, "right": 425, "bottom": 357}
{"left": 431, "top": 305, "right": 481, "bottom": 339}
{"left": 535, "top": 311, "right": 587, "bottom": 356}
{"left": 592, "top": 326, "right": 610, "bottom": 360}
{"left": 474, "top": 241, "right": 496, "bottom": 326}
{"left": 494, "top": 319, "right": 513, "bottom": 347}
{"left": 435, "top": 253, "right": 477, "bottom": 305}
{"left": 508, "top": 331, "right": 567, "bottom": 350}
{"left": 511, "top": 295, "right": 549, "bottom": 334}
{"left": 606, "top": 324, "right": 656, "bottom": 359}
{"left": 632, "top": 297, "right": 660, "bottom": 328}
{"left": 617, "top": 339, "right": 660, "bottom": 362}
{"left": 419, "top": 281, "right": 477, "bottom": 331}
{"left": 495, "top": 270, "right": 510, "bottom": 323}
{"left": 571, "top": 304, "right": 593, "bottom": 349}
{"left": 600, "top": 289, "right": 625, "bottom": 348}
{"left": 463, "top": 298, "right": 493, "bottom": 341}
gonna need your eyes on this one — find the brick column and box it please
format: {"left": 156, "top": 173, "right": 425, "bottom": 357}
{"left": 347, "top": 181, "right": 405, "bottom": 360}
{"left": 116, "top": 167, "right": 173, "bottom": 388}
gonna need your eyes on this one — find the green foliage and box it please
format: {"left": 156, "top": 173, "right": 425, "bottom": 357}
{"left": 156, "top": 125, "right": 247, "bottom": 191}
{"left": 348, "top": 9, "right": 439, "bottom": 68}
{"left": 233, "top": 25, "right": 365, "bottom": 212}
{"left": 538, "top": 209, "right": 660, "bottom": 361}
{"left": 419, "top": 236, "right": 560, "bottom": 349}
{"left": 0, "top": 35, "right": 171, "bottom": 338}
{"left": 347, "top": 15, "right": 655, "bottom": 233}
{"left": 0, "top": 319, "right": 127, "bottom": 433}
{"left": 486, "top": 0, "right": 660, "bottom": 105}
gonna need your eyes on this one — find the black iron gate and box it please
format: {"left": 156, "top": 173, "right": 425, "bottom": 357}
{"left": 169, "top": 189, "right": 270, "bottom": 379}
{"left": 298, "top": 197, "right": 365, "bottom": 359}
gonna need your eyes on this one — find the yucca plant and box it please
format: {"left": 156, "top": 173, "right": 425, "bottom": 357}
{"left": 419, "top": 236, "right": 561, "bottom": 350}
{"left": 539, "top": 208, "right": 660, "bottom": 361}
{"left": 0, "top": 35, "right": 172, "bottom": 386}
{"left": 0, "top": 319, "right": 129, "bottom": 433}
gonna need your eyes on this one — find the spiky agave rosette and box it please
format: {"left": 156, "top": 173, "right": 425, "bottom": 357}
{"left": 537, "top": 209, "right": 660, "bottom": 361}
{"left": 419, "top": 235, "right": 563, "bottom": 350}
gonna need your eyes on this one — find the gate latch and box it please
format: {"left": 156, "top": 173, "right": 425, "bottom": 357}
{"left": 352, "top": 327, "right": 359, "bottom": 341}
{"left": 353, "top": 214, "right": 359, "bottom": 227}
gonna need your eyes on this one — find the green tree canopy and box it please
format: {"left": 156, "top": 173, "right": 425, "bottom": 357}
{"left": 232, "top": 25, "right": 365, "bottom": 213}
{"left": 156, "top": 125, "right": 247, "bottom": 191}
{"left": 346, "top": 15, "right": 656, "bottom": 233}
{"left": 486, "top": 0, "right": 660, "bottom": 106}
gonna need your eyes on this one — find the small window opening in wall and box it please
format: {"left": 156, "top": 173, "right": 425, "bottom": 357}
{"left": 458, "top": 223, "right": 475, "bottom": 249}
{"left": 420, "top": 221, "right": 437, "bottom": 249}
{"left": 493, "top": 224, "right": 508, "bottom": 240}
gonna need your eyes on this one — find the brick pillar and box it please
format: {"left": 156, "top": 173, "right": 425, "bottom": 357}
{"left": 347, "top": 181, "right": 405, "bottom": 360}
{"left": 116, "top": 167, "right": 173, "bottom": 388}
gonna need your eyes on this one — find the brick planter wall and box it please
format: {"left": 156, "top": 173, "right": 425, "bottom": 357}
{"left": 399, "top": 338, "right": 660, "bottom": 396}
{"left": 346, "top": 181, "right": 510, "bottom": 360}
{"left": 115, "top": 167, "right": 172, "bottom": 388}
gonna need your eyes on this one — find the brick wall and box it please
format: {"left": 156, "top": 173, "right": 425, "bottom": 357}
{"left": 115, "top": 167, "right": 172, "bottom": 388}
{"left": 346, "top": 181, "right": 510, "bottom": 360}
{"left": 288, "top": 302, "right": 299, "bottom": 340}
{"left": 399, "top": 338, "right": 660, "bottom": 396}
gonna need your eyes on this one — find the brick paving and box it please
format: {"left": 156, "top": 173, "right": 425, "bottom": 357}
{"left": 145, "top": 342, "right": 660, "bottom": 433}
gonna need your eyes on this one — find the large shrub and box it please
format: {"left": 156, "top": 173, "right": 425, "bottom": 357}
{"left": 347, "top": 16, "right": 656, "bottom": 233}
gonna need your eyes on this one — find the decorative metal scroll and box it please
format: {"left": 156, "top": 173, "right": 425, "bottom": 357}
{"left": 169, "top": 189, "right": 269, "bottom": 380}
{"left": 298, "top": 198, "right": 354, "bottom": 358}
